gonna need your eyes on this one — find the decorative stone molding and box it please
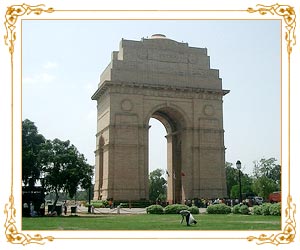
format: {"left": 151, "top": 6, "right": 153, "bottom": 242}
{"left": 92, "top": 81, "right": 229, "bottom": 101}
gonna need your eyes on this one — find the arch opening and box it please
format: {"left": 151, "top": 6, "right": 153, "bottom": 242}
{"left": 148, "top": 106, "right": 186, "bottom": 204}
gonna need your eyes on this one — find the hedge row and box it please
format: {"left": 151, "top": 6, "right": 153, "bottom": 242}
{"left": 206, "top": 203, "right": 232, "bottom": 214}
{"left": 252, "top": 203, "right": 281, "bottom": 216}
{"left": 146, "top": 204, "right": 200, "bottom": 214}
{"left": 208, "top": 203, "right": 281, "bottom": 216}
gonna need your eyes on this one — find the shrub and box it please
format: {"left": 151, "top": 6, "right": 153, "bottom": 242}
{"left": 260, "top": 203, "right": 271, "bottom": 216}
{"left": 90, "top": 200, "right": 107, "bottom": 208}
{"left": 188, "top": 206, "right": 200, "bottom": 214}
{"left": 252, "top": 205, "right": 262, "bottom": 215}
{"left": 146, "top": 205, "right": 164, "bottom": 214}
{"left": 269, "top": 202, "right": 281, "bottom": 216}
{"left": 206, "top": 203, "right": 231, "bottom": 214}
{"left": 232, "top": 204, "right": 241, "bottom": 214}
{"left": 239, "top": 205, "right": 250, "bottom": 215}
{"left": 164, "top": 204, "right": 189, "bottom": 214}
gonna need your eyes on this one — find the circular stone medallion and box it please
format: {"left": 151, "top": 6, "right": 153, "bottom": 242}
{"left": 121, "top": 99, "right": 133, "bottom": 111}
{"left": 203, "top": 104, "right": 215, "bottom": 116}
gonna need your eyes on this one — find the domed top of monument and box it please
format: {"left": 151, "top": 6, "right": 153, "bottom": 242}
{"left": 150, "top": 34, "right": 167, "bottom": 39}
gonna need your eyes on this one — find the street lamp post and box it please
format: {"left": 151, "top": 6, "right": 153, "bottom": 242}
{"left": 236, "top": 160, "right": 242, "bottom": 204}
{"left": 88, "top": 185, "right": 91, "bottom": 213}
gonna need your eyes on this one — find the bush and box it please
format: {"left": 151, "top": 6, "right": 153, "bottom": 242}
{"left": 146, "top": 205, "right": 164, "bottom": 214}
{"left": 252, "top": 205, "right": 262, "bottom": 215}
{"left": 260, "top": 203, "right": 271, "bottom": 215}
{"left": 188, "top": 206, "right": 200, "bottom": 214}
{"left": 90, "top": 200, "right": 107, "bottom": 208}
{"left": 164, "top": 204, "right": 189, "bottom": 214}
{"left": 232, "top": 204, "right": 241, "bottom": 214}
{"left": 269, "top": 203, "right": 281, "bottom": 216}
{"left": 239, "top": 205, "right": 250, "bottom": 215}
{"left": 206, "top": 203, "right": 231, "bottom": 214}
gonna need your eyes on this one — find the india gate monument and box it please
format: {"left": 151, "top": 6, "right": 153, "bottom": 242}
{"left": 91, "top": 34, "right": 229, "bottom": 204}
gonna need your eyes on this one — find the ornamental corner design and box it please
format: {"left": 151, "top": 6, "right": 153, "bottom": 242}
{"left": 247, "top": 195, "right": 296, "bottom": 245}
{"left": 247, "top": 3, "right": 296, "bottom": 245}
{"left": 4, "top": 3, "right": 54, "bottom": 54}
{"left": 247, "top": 3, "right": 296, "bottom": 54}
{"left": 4, "top": 3, "right": 54, "bottom": 246}
{"left": 4, "top": 195, "right": 54, "bottom": 245}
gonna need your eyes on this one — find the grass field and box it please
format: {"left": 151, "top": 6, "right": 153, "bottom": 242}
{"left": 22, "top": 213, "right": 281, "bottom": 231}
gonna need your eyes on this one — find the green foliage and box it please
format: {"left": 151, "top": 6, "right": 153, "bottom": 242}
{"left": 41, "top": 139, "right": 93, "bottom": 197}
{"left": 146, "top": 205, "right": 164, "bottom": 214}
{"left": 206, "top": 204, "right": 231, "bottom": 214}
{"left": 225, "top": 162, "right": 236, "bottom": 198}
{"left": 39, "top": 138, "right": 94, "bottom": 212}
{"left": 188, "top": 206, "right": 200, "bottom": 214}
{"left": 22, "top": 119, "right": 94, "bottom": 213}
{"left": 226, "top": 162, "right": 254, "bottom": 199}
{"left": 252, "top": 205, "right": 262, "bottom": 215}
{"left": 148, "top": 169, "right": 167, "bottom": 202}
{"left": 232, "top": 204, "right": 250, "bottom": 215}
{"left": 252, "top": 176, "right": 278, "bottom": 200}
{"left": 22, "top": 213, "right": 281, "bottom": 230}
{"left": 230, "top": 185, "right": 240, "bottom": 199}
{"left": 252, "top": 158, "right": 281, "bottom": 199}
{"left": 252, "top": 203, "right": 280, "bottom": 216}
{"left": 90, "top": 200, "right": 108, "bottom": 208}
{"left": 22, "top": 119, "right": 46, "bottom": 186}
{"left": 269, "top": 203, "right": 281, "bottom": 216}
{"left": 239, "top": 205, "right": 250, "bottom": 215}
{"left": 232, "top": 204, "right": 241, "bottom": 214}
{"left": 164, "top": 204, "right": 189, "bottom": 214}
{"left": 260, "top": 203, "right": 271, "bottom": 215}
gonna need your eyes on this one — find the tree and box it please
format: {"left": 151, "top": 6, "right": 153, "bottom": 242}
{"left": 22, "top": 119, "right": 45, "bottom": 186}
{"left": 252, "top": 157, "right": 281, "bottom": 199}
{"left": 149, "top": 169, "right": 167, "bottom": 202}
{"left": 225, "top": 162, "right": 237, "bottom": 198}
{"left": 252, "top": 176, "right": 278, "bottom": 199}
{"left": 40, "top": 138, "right": 94, "bottom": 210}
{"left": 226, "top": 162, "right": 254, "bottom": 198}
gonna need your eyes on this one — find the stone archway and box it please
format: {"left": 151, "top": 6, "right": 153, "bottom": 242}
{"left": 92, "top": 34, "right": 229, "bottom": 203}
{"left": 148, "top": 105, "right": 186, "bottom": 204}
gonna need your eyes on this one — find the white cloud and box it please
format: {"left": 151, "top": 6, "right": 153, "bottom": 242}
{"left": 23, "top": 61, "right": 58, "bottom": 85}
{"left": 43, "top": 61, "right": 58, "bottom": 69}
{"left": 23, "top": 72, "right": 56, "bottom": 84}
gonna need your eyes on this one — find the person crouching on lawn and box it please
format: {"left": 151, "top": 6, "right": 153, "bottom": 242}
{"left": 179, "top": 210, "right": 197, "bottom": 226}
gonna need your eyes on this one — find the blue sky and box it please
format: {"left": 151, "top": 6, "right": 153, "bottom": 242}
{"left": 22, "top": 19, "right": 280, "bottom": 175}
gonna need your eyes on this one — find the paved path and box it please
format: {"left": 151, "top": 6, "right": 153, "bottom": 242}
{"left": 67, "top": 206, "right": 207, "bottom": 215}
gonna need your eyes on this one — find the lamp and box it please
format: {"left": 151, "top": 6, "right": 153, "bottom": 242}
{"left": 236, "top": 160, "right": 242, "bottom": 204}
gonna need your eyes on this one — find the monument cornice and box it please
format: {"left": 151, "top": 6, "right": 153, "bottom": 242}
{"left": 91, "top": 80, "right": 230, "bottom": 100}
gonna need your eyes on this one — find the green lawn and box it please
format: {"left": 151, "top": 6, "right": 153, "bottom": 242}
{"left": 22, "top": 213, "right": 281, "bottom": 230}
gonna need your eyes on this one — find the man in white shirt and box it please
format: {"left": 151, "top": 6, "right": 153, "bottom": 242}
{"left": 179, "top": 210, "right": 197, "bottom": 226}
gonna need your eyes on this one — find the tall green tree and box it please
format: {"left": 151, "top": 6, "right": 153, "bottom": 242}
{"left": 226, "top": 162, "right": 254, "bottom": 198}
{"left": 252, "top": 157, "right": 281, "bottom": 199}
{"left": 252, "top": 176, "right": 278, "bottom": 200}
{"left": 225, "top": 162, "right": 236, "bottom": 197}
{"left": 22, "top": 119, "right": 45, "bottom": 186}
{"left": 149, "top": 169, "right": 167, "bottom": 202}
{"left": 40, "top": 138, "right": 94, "bottom": 209}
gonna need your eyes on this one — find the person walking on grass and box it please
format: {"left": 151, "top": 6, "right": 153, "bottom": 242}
{"left": 63, "top": 201, "right": 67, "bottom": 215}
{"left": 179, "top": 210, "right": 197, "bottom": 226}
